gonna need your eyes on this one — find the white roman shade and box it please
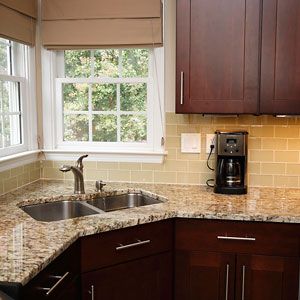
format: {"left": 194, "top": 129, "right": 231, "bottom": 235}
{"left": 0, "top": 0, "right": 36, "bottom": 45}
{"left": 42, "top": 0, "right": 163, "bottom": 50}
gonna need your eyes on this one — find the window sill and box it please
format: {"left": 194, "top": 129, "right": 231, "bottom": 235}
{"left": 42, "top": 149, "right": 167, "bottom": 163}
{"left": 0, "top": 150, "right": 41, "bottom": 172}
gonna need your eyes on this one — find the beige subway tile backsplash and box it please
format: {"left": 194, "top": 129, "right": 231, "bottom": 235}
{"left": 39, "top": 113, "right": 300, "bottom": 188}
{"left": 0, "top": 162, "right": 41, "bottom": 196}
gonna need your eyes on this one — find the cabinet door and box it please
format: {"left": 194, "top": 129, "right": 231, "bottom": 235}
{"left": 176, "top": 0, "right": 260, "bottom": 114}
{"left": 81, "top": 252, "right": 172, "bottom": 300}
{"left": 260, "top": 0, "right": 300, "bottom": 114}
{"left": 235, "top": 254, "right": 299, "bottom": 300}
{"left": 175, "top": 250, "right": 235, "bottom": 300}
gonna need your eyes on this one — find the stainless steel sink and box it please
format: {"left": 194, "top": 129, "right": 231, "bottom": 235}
{"left": 21, "top": 200, "right": 101, "bottom": 222}
{"left": 87, "top": 193, "right": 163, "bottom": 212}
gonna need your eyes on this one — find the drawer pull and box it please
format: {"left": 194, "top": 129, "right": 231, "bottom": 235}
{"left": 39, "top": 271, "right": 70, "bottom": 296}
{"left": 217, "top": 236, "right": 256, "bottom": 242}
{"left": 116, "top": 239, "right": 151, "bottom": 251}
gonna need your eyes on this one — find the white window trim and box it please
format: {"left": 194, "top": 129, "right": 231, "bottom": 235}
{"left": 0, "top": 44, "right": 38, "bottom": 162}
{"left": 42, "top": 48, "right": 166, "bottom": 163}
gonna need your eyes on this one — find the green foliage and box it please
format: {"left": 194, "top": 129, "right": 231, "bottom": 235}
{"left": 94, "top": 50, "right": 119, "bottom": 77}
{"left": 65, "top": 50, "right": 91, "bottom": 78}
{"left": 64, "top": 115, "right": 89, "bottom": 142}
{"left": 0, "top": 80, "right": 21, "bottom": 147}
{"left": 93, "top": 115, "right": 117, "bottom": 142}
{"left": 92, "top": 84, "right": 117, "bottom": 111}
{"left": 63, "top": 83, "right": 89, "bottom": 111}
{"left": 120, "top": 83, "right": 146, "bottom": 111}
{"left": 63, "top": 49, "right": 149, "bottom": 143}
{"left": 121, "top": 115, "right": 147, "bottom": 142}
{"left": 0, "top": 44, "right": 7, "bottom": 74}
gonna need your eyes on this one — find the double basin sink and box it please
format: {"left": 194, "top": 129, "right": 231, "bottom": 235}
{"left": 21, "top": 193, "right": 163, "bottom": 222}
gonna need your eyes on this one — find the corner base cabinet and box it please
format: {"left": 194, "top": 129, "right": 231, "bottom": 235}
{"left": 81, "top": 220, "right": 173, "bottom": 300}
{"left": 175, "top": 219, "right": 300, "bottom": 300}
{"left": 82, "top": 252, "right": 172, "bottom": 300}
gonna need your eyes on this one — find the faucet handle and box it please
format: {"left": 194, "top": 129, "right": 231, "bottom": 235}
{"left": 76, "top": 154, "right": 88, "bottom": 170}
{"left": 95, "top": 180, "right": 106, "bottom": 192}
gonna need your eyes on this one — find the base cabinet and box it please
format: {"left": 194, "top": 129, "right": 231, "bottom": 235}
{"left": 175, "top": 219, "right": 300, "bottom": 300}
{"left": 82, "top": 252, "right": 172, "bottom": 300}
{"left": 176, "top": 251, "right": 299, "bottom": 300}
{"left": 236, "top": 255, "right": 299, "bottom": 300}
{"left": 175, "top": 251, "right": 235, "bottom": 300}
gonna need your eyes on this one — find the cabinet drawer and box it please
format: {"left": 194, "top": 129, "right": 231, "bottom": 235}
{"left": 175, "top": 219, "right": 300, "bottom": 257}
{"left": 81, "top": 220, "right": 173, "bottom": 272}
{"left": 22, "top": 241, "right": 80, "bottom": 300}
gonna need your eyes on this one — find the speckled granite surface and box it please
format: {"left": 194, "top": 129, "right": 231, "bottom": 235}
{"left": 0, "top": 179, "right": 300, "bottom": 285}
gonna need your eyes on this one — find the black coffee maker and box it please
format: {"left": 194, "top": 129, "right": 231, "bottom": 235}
{"left": 214, "top": 131, "right": 248, "bottom": 194}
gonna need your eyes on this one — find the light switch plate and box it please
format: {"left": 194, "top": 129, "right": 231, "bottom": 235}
{"left": 181, "top": 133, "right": 201, "bottom": 153}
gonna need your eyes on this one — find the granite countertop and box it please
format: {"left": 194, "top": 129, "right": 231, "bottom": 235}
{"left": 0, "top": 179, "right": 300, "bottom": 285}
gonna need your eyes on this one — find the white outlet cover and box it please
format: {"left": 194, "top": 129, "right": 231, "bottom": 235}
{"left": 206, "top": 134, "right": 216, "bottom": 154}
{"left": 181, "top": 133, "right": 201, "bottom": 153}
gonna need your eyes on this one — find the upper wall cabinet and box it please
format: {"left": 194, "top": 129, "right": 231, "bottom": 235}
{"left": 260, "top": 0, "right": 300, "bottom": 114}
{"left": 176, "top": 0, "right": 300, "bottom": 115}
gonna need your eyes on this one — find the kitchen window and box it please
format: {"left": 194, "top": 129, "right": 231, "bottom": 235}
{"left": 44, "top": 47, "right": 165, "bottom": 162}
{"left": 0, "top": 38, "right": 34, "bottom": 158}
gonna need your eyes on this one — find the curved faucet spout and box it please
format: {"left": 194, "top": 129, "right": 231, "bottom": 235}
{"left": 59, "top": 155, "right": 88, "bottom": 194}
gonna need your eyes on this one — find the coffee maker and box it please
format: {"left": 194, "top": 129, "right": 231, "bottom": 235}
{"left": 214, "top": 131, "right": 248, "bottom": 195}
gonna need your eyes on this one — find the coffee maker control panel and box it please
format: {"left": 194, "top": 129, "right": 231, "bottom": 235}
{"left": 217, "top": 133, "right": 247, "bottom": 156}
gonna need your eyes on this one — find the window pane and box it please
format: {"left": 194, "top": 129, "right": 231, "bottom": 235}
{"left": 3, "top": 114, "right": 21, "bottom": 147}
{"left": 63, "top": 83, "right": 88, "bottom": 111}
{"left": 93, "top": 115, "right": 117, "bottom": 142}
{"left": 0, "top": 41, "right": 9, "bottom": 75}
{"left": 65, "top": 50, "right": 91, "bottom": 78}
{"left": 64, "top": 114, "right": 89, "bottom": 141}
{"left": 94, "top": 50, "right": 119, "bottom": 78}
{"left": 0, "top": 117, "right": 2, "bottom": 148}
{"left": 0, "top": 80, "right": 20, "bottom": 113}
{"left": 122, "top": 49, "right": 149, "bottom": 77}
{"left": 92, "top": 84, "right": 117, "bottom": 111}
{"left": 120, "top": 83, "right": 147, "bottom": 111}
{"left": 121, "top": 115, "right": 147, "bottom": 142}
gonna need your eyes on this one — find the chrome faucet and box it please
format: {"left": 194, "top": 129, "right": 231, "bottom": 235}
{"left": 59, "top": 155, "right": 88, "bottom": 194}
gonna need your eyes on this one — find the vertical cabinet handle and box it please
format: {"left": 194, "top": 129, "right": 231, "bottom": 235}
{"left": 225, "top": 264, "right": 229, "bottom": 300}
{"left": 180, "top": 71, "right": 184, "bottom": 105}
{"left": 88, "top": 285, "right": 94, "bottom": 300}
{"left": 241, "top": 265, "right": 246, "bottom": 300}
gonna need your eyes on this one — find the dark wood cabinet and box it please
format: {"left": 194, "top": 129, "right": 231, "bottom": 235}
{"left": 81, "top": 220, "right": 173, "bottom": 300}
{"left": 176, "top": 0, "right": 300, "bottom": 114}
{"left": 260, "top": 0, "right": 300, "bottom": 114}
{"left": 22, "top": 241, "right": 80, "bottom": 300}
{"left": 175, "top": 219, "right": 300, "bottom": 300}
{"left": 82, "top": 252, "right": 173, "bottom": 300}
{"left": 235, "top": 255, "right": 299, "bottom": 300}
{"left": 176, "top": 0, "right": 260, "bottom": 114}
{"left": 175, "top": 250, "right": 235, "bottom": 300}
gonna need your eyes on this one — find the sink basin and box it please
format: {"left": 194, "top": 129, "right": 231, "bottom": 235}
{"left": 87, "top": 193, "right": 163, "bottom": 212}
{"left": 21, "top": 200, "right": 101, "bottom": 222}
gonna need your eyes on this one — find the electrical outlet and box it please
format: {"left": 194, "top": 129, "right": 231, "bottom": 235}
{"left": 206, "top": 134, "right": 216, "bottom": 154}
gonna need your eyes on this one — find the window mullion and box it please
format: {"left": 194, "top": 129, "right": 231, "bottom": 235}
{"left": 117, "top": 83, "right": 121, "bottom": 142}
{"left": 88, "top": 84, "right": 93, "bottom": 142}
{"left": 117, "top": 49, "right": 122, "bottom": 142}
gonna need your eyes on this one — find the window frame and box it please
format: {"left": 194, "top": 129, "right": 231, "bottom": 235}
{"left": 42, "top": 47, "right": 165, "bottom": 163}
{"left": 0, "top": 40, "right": 37, "bottom": 159}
